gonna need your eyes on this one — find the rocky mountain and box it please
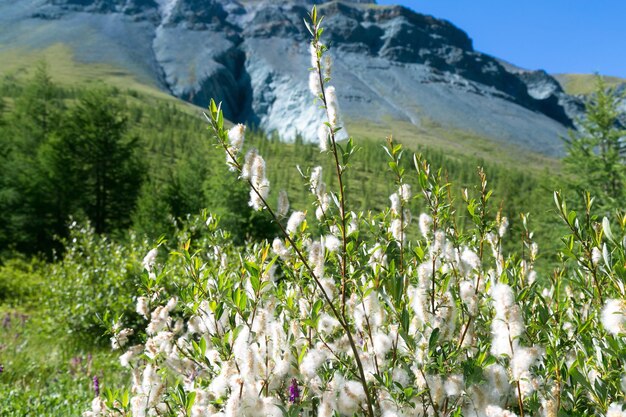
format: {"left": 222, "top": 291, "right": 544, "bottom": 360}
{"left": 0, "top": 0, "right": 593, "bottom": 156}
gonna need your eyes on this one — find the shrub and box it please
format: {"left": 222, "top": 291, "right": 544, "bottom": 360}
{"left": 46, "top": 221, "right": 150, "bottom": 345}
{"left": 0, "top": 256, "right": 44, "bottom": 305}
{"left": 84, "top": 8, "right": 625, "bottom": 417}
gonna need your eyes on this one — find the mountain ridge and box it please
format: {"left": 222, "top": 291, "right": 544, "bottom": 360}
{"left": 0, "top": 0, "right": 592, "bottom": 156}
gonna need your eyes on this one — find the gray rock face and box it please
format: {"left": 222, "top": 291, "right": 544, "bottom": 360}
{"left": 0, "top": 0, "right": 596, "bottom": 156}
{"left": 615, "top": 84, "right": 626, "bottom": 126}
{"left": 47, "top": 0, "right": 157, "bottom": 16}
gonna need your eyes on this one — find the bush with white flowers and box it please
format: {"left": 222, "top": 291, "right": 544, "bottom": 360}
{"left": 86, "top": 8, "right": 625, "bottom": 417}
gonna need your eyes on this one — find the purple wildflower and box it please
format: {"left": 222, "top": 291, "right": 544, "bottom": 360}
{"left": 288, "top": 378, "right": 300, "bottom": 403}
{"left": 2, "top": 313, "right": 10, "bottom": 329}
{"left": 69, "top": 356, "right": 82, "bottom": 375}
{"left": 93, "top": 375, "right": 100, "bottom": 396}
{"left": 0, "top": 364, "right": 4, "bottom": 374}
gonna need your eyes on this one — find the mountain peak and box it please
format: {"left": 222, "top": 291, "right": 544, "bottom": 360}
{"left": 2, "top": 0, "right": 586, "bottom": 156}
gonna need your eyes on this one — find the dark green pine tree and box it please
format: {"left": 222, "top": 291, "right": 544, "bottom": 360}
{"left": 563, "top": 76, "right": 626, "bottom": 212}
{"left": 51, "top": 89, "right": 144, "bottom": 234}
{"left": 0, "top": 96, "right": 8, "bottom": 253}
{"left": 0, "top": 63, "right": 66, "bottom": 255}
{"left": 10, "top": 62, "right": 63, "bottom": 147}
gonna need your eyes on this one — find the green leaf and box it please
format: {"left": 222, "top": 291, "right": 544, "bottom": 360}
{"left": 303, "top": 20, "right": 314, "bottom": 37}
{"left": 209, "top": 99, "right": 217, "bottom": 116}
{"left": 312, "top": 299, "right": 323, "bottom": 316}
{"left": 217, "top": 110, "right": 224, "bottom": 130}
{"left": 187, "top": 391, "right": 197, "bottom": 411}
{"left": 602, "top": 243, "right": 611, "bottom": 267}
{"left": 244, "top": 261, "right": 260, "bottom": 284}
{"left": 401, "top": 307, "right": 410, "bottom": 332}
{"left": 298, "top": 346, "right": 308, "bottom": 364}
{"left": 603, "top": 217, "right": 614, "bottom": 242}
{"left": 429, "top": 327, "right": 440, "bottom": 352}
{"left": 569, "top": 366, "right": 592, "bottom": 391}
{"left": 567, "top": 211, "right": 577, "bottom": 226}
{"left": 200, "top": 335, "right": 207, "bottom": 357}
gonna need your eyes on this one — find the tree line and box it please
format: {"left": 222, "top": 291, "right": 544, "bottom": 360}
{"left": 0, "top": 65, "right": 142, "bottom": 255}
{"left": 0, "top": 66, "right": 623, "bottom": 263}
{"left": 0, "top": 64, "right": 279, "bottom": 258}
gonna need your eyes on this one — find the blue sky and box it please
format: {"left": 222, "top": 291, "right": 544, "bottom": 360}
{"left": 376, "top": 0, "right": 626, "bottom": 77}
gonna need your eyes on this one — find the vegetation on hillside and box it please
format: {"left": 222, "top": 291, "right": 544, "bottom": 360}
{"left": 0, "top": 63, "right": 567, "bottom": 260}
{"left": 564, "top": 77, "right": 626, "bottom": 212}
{"left": 0, "top": 10, "right": 625, "bottom": 417}
{"left": 81, "top": 9, "right": 625, "bottom": 415}
{"left": 555, "top": 73, "right": 626, "bottom": 96}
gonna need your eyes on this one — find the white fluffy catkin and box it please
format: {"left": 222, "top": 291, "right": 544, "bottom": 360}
{"left": 326, "top": 86, "right": 339, "bottom": 128}
{"left": 277, "top": 190, "right": 289, "bottom": 218}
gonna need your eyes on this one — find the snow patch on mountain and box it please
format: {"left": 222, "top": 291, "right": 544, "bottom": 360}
{"left": 155, "top": 0, "right": 177, "bottom": 24}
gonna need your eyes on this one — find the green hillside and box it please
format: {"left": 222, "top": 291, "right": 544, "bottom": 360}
{"left": 554, "top": 73, "right": 626, "bottom": 95}
{"left": 0, "top": 46, "right": 565, "bottom": 253}
{"left": 0, "top": 44, "right": 557, "bottom": 172}
{"left": 0, "top": 44, "right": 197, "bottom": 110}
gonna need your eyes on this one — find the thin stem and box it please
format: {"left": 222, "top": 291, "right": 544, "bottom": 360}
{"left": 310, "top": 29, "right": 376, "bottom": 417}
{"left": 457, "top": 315, "right": 473, "bottom": 349}
{"left": 250, "top": 167, "right": 375, "bottom": 416}
{"left": 419, "top": 368, "right": 441, "bottom": 417}
{"left": 315, "top": 43, "right": 349, "bottom": 317}
{"left": 400, "top": 206, "right": 405, "bottom": 276}
{"left": 207, "top": 114, "right": 375, "bottom": 417}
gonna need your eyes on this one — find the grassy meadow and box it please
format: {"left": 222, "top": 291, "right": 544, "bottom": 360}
{"left": 554, "top": 73, "right": 626, "bottom": 96}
